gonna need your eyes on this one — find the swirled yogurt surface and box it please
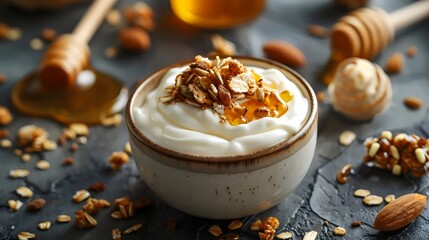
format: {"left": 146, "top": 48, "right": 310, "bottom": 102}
{"left": 133, "top": 66, "right": 308, "bottom": 156}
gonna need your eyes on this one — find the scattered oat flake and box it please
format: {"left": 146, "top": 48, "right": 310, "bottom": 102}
{"left": 124, "top": 142, "right": 132, "bottom": 155}
{"left": 363, "top": 195, "right": 384, "bottom": 206}
{"left": 339, "top": 130, "right": 356, "bottom": 146}
{"left": 30, "top": 38, "right": 44, "bottom": 50}
{"left": 69, "top": 123, "right": 89, "bottom": 136}
{"left": 0, "top": 139, "right": 12, "bottom": 148}
{"left": 123, "top": 223, "right": 143, "bottom": 234}
{"left": 8, "top": 199, "right": 23, "bottom": 211}
{"left": 101, "top": 113, "right": 122, "bottom": 126}
{"left": 303, "top": 231, "right": 318, "bottom": 240}
{"left": 211, "top": 34, "right": 236, "bottom": 56}
{"left": 112, "top": 228, "right": 121, "bottom": 240}
{"left": 250, "top": 219, "right": 262, "bottom": 231}
{"left": 353, "top": 189, "right": 370, "bottom": 198}
{"left": 21, "top": 153, "right": 31, "bottom": 162}
{"left": 36, "top": 160, "right": 50, "bottom": 170}
{"left": 7, "top": 28, "right": 22, "bottom": 41}
{"left": 56, "top": 214, "right": 72, "bottom": 223}
{"left": 106, "top": 9, "right": 122, "bottom": 26}
{"left": 73, "top": 190, "right": 91, "bottom": 203}
{"left": 109, "top": 151, "right": 130, "bottom": 170}
{"left": 9, "top": 169, "right": 30, "bottom": 178}
{"left": 276, "top": 231, "right": 292, "bottom": 239}
{"left": 16, "top": 186, "right": 33, "bottom": 198}
{"left": 333, "top": 226, "right": 346, "bottom": 236}
{"left": 17, "top": 232, "right": 35, "bottom": 240}
{"left": 38, "top": 221, "right": 51, "bottom": 230}
{"left": 228, "top": 219, "right": 243, "bottom": 230}
{"left": 76, "top": 136, "right": 87, "bottom": 144}
{"left": 384, "top": 194, "right": 396, "bottom": 203}
{"left": 208, "top": 224, "right": 223, "bottom": 237}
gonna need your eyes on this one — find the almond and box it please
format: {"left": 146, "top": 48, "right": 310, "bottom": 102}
{"left": 403, "top": 96, "right": 423, "bottom": 109}
{"left": 373, "top": 193, "right": 427, "bottom": 231}
{"left": 119, "top": 27, "right": 150, "bottom": 51}
{"left": 263, "top": 41, "right": 306, "bottom": 67}
{"left": 385, "top": 52, "right": 403, "bottom": 74}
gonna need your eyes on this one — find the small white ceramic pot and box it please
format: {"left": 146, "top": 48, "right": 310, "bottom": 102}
{"left": 125, "top": 57, "right": 318, "bottom": 219}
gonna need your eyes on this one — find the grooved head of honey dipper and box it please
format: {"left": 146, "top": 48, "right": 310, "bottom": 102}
{"left": 38, "top": 35, "right": 90, "bottom": 90}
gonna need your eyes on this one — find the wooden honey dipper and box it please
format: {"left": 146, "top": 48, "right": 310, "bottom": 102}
{"left": 330, "top": 0, "right": 429, "bottom": 62}
{"left": 38, "top": 0, "right": 116, "bottom": 89}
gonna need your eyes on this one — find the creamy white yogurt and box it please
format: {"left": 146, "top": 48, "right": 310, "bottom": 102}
{"left": 133, "top": 66, "right": 309, "bottom": 156}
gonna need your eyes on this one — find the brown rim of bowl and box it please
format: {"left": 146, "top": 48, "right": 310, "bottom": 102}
{"left": 125, "top": 56, "right": 317, "bottom": 164}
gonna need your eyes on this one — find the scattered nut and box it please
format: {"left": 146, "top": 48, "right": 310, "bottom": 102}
{"left": 119, "top": 27, "right": 150, "bottom": 51}
{"left": 21, "top": 153, "right": 31, "bottom": 162}
{"left": 351, "top": 220, "right": 361, "bottom": 227}
{"left": 384, "top": 194, "right": 396, "bottom": 203}
{"left": 0, "top": 74, "right": 7, "bottom": 84}
{"left": 263, "top": 40, "right": 306, "bottom": 67}
{"left": 37, "top": 221, "right": 51, "bottom": 230}
{"left": 316, "top": 91, "right": 326, "bottom": 102}
{"left": 353, "top": 189, "right": 370, "bottom": 198}
{"left": 112, "top": 228, "right": 121, "bottom": 240}
{"left": 333, "top": 226, "right": 346, "bottom": 236}
{"left": 41, "top": 28, "right": 57, "bottom": 42}
{"left": 27, "top": 198, "right": 46, "bottom": 211}
{"left": 56, "top": 214, "right": 72, "bottom": 223}
{"left": 406, "top": 46, "right": 417, "bottom": 58}
{"left": 75, "top": 210, "right": 97, "bottom": 228}
{"left": 403, "top": 96, "right": 423, "bottom": 110}
{"left": 211, "top": 34, "right": 236, "bottom": 56}
{"left": 261, "top": 216, "right": 280, "bottom": 230}
{"left": 64, "top": 157, "right": 74, "bottom": 165}
{"left": 8, "top": 199, "right": 23, "bottom": 211}
{"left": 73, "top": 190, "right": 91, "bottom": 203}
{"left": 89, "top": 182, "right": 106, "bottom": 192}
{"left": 123, "top": 2, "right": 155, "bottom": 31}
{"left": 208, "top": 224, "right": 223, "bottom": 237}
{"left": 339, "top": 130, "right": 356, "bottom": 146}
{"left": 106, "top": 9, "right": 122, "bottom": 26}
{"left": 385, "top": 52, "right": 403, "bottom": 74}
{"left": 0, "top": 106, "right": 13, "bottom": 125}
{"left": 307, "top": 24, "right": 328, "bottom": 38}
{"left": 17, "top": 232, "right": 35, "bottom": 240}
{"left": 337, "top": 163, "right": 353, "bottom": 184}
{"left": 76, "top": 136, "right": 87, "bottom": 144}
{"left": 16, "top": 186, "right": 33, "bottom": 198}
{"left": 363, "top": 195, "right": 384, "bottom": 206}
{"left": 0, "top": 129, "right": 9, "bottom": 138}
{"left": 82, "top": 198, "right": 111, "bottom": 214}
{"left": 69, "top": 123, "right": 89, "bottom": 136}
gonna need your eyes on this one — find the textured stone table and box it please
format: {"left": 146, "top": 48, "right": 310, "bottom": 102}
{"left": 0, "top": 0, "right": 428, "bottom": 239}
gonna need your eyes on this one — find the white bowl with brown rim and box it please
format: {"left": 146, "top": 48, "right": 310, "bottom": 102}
{"left": 125, "top": 57, "right": 318, "bottom": 219}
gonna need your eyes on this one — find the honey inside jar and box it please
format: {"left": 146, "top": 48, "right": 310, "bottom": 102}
{"left": 170, "top": 0, "right": 265, "bottom": 29}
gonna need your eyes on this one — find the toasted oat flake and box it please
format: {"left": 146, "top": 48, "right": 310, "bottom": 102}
{"left": 76, "top": 136, "right": 87, "bottom": 144}
{"left": 7, "top": 28, "right": 22, "bottom": 41}
{"left": 276, "top": 231, "right": 293, "bottom": 239}
{"left": 228, "top": 219, "right": 243, "bottom": 230}
{"left": 82, "top": 198, "right": 111, "bottom": 213}
{"left": 250, "top": 219, "right": 262, "bottom": 231}
{"left": 69, "top": 123, "right": 89, "bottom": 136}
{"left": 73, "top": 190, "right": 91, "bottom": 203}
{"left": 261, "top": 216, "right": 280, "bottom": 230}
{"left": 211, "top": 34, "right": 236, "bottom": 56}
{"left": 124, "top": 142, "right": 132, "bottom": 155}
{"left": 14, "top": 149, "right": 23, "bottom": 156}
{"left": 57, "top": 214, "right": 72, "bottom": 223}
{"left": 333, "top": 226, "right": 346, "bottom": 236}
{"left": 363, "top": 195, "right": 384, "bottom": 206}
{"left": 339, "top": 130, "right": 356, "bottom": 146}
{"left": 16, "top": 186, "right": 33, "bottom": 198}
{"left": 123, "top": 223, "right": 143, "bottom": 234}
{"left": 30, "top": 38, "right": 44, "bottom": 50}
{"left": 0, "top": 139, "right": 12, "bottom": 148}
{"left": 63, "top": 128, "right": 77, "bottom": 140}
{"left": 112, "top": 228, "right": 121, "bottom": 240}
{"left": 384, "top": 194, "right": 396, "bottom": 203}
{"left": 17, "top": 232, "right": 35, "bottom": 240}
{"left": 101, "top": 113, "right": 122, "bottom": 126}
{"left": 75, "top": 210, "right": 97, "bottom": 228}
{"left": 8, "top": 199, "right": 23, "bottom": 211}
{"left": 353, "top": 189, "right": 370, "bottom": 198}
{"left": 36, "top": 160, "right": 50, "bottom": 170}
{"left": 21, "top": 154, "right": 31, "bottom": 162}
{"left": 208, "top": 224, "right": 223, "bottom": 237}
{"left": 109, "top": 151, "right": 130, "bottom": 170}
{"left": 111, "top": 211, "right": 123, "bottom": 219}
{"left": 38, "top": 221, "right": 51, "bottom": 230}
{"left": 106, "top": 9, "right": 122, "bottom": 26}
{"left": 42, "top": 139, "right": 57, "bottom": 150}
{"left": 303, "top": 231, "right": 318, "bottom": 240}
{"left": 259, "top": 229, "right": 275, "bottom": 240}
{"left": 9, "top": 169, "right": 30, "bottom": 178}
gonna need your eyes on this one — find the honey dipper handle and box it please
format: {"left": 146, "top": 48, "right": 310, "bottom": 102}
{"left": 73, "top": 0, "right": 117, "bottom": 43}
{"left": 388, "top": 0, "right": 429, "bottom": 32}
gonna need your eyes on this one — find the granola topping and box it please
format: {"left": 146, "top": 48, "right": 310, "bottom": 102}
{"left": 134, "top": 56, "right": 308, "bottom": 156}
{"left": 159, "top": 56, "right": 293, "bottom": 126}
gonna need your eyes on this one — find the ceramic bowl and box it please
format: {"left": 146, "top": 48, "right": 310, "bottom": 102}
{"left": 125, "top": 57, "right": 318, "bottom": 219}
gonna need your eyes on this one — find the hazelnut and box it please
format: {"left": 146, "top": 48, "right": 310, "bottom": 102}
{"left": 119, "top": 27, "right": 150, "bottom": 51}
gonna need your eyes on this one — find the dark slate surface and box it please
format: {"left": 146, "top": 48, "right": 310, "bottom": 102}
{"left": 1, "top": 0, "right": 429, "bottom": 239}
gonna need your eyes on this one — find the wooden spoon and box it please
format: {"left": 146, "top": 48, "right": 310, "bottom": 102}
{"left": 38, "top": 0, "right": 116, "bottom": 89}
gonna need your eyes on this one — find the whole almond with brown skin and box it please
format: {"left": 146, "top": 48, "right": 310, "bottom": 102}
{"left": 373, "top": 193, "right": 427, "bottom": 231}
{"left": 263, "top": 41, "right": 306, "bottom": 67}
{"left": 119, "top": 27, "right": 150, "bottom": 51}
